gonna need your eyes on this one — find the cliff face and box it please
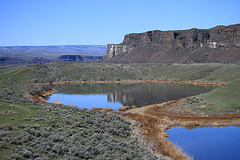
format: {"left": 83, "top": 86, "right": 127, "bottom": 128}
{"left": 104, "top": 24, "right": 240, "bottom": 63}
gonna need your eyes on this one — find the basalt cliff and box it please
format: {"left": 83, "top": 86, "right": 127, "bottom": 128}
{"left": 103, "top": 24, "right": 240, "bottom": 63}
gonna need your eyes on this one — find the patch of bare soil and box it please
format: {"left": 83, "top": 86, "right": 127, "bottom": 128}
{"left": 120, "top": 98, "right": 240, "bottom": 160}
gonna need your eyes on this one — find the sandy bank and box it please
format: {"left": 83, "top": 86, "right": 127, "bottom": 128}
{"left": 32, "top": 88, "right": 57, "bottom": 104}
{"left": 32, "top": 88, "right": 77, "bottom": 107}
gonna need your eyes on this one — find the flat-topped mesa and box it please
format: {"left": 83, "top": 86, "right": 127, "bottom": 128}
{"left": 104, "top": 24, "right": 240, "bottom": 63}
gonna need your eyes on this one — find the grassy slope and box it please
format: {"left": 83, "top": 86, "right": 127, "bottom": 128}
{"left": 0, "top": 102, "right": 48, "bottom": 159}
{"left": 55, "top": 62, "right": 240, "bottom": 81}
{"left": 193, "top": 64, "right": 240, "bottom": 111}
{"left": 197, "top": 79, "right": 240, "bottom": 110}
{"left": 56, "top": 62, "right": 141, "bottom": 81}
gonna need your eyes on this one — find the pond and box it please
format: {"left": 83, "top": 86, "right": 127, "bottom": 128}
{"left": 47, "top": 83, "right": 216, "bottom": 110}
{"left": 167, "top": 126, "right": 240, "bottom": 160}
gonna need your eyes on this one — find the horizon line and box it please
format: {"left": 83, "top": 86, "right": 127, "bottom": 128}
{"left": 0, "top": 44, "right": 107, "bottom": 47}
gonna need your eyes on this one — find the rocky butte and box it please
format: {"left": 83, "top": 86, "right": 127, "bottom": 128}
{"left": 103, "top": 24, "right": 240, "bottom": 63}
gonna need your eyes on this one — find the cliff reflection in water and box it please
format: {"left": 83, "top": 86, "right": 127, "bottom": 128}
{"left": 52, "top": 83, "right": 217, "bottom": 108}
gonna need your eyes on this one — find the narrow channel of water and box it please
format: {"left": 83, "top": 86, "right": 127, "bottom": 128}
{"left": 47, "top": 83, "right": 216, "bottom": 110}
{"left": 167, "top": 126, "right": 240, "bottom": 160}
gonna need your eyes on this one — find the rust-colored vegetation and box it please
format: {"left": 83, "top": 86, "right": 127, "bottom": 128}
{"left": 37, "top": 80, "right": 227, "bottom": 86}
{"left": 102, "top": 107, "right": 113, "bottom": 112}
{"left": 118, "top": 106, "right": 130, "bottom": 112}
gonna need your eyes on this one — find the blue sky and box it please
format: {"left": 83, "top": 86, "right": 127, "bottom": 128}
{"left": 0, "top": 0, "right": 239, "bottom": 46}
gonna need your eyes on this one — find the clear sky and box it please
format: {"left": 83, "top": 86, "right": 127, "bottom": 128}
{"left": 0, "top": 0, "right": 239, "bottom": 46}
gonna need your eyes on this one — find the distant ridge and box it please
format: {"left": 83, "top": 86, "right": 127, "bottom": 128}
{"left": 103, "top": 24, "right": 240, "bottom": 63}
{"left": 0, "top": 45, "right": 107, "bottom": 56}
{"left": 57, "top": 55, "right": 103, "bottom": 62}
{"left": 0, "top": 45, "right": 106, "bottom": 64}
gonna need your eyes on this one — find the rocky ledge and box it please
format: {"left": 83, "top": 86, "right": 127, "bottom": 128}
{"left": 103, "top": 24, "right": 240, "bottom": 63}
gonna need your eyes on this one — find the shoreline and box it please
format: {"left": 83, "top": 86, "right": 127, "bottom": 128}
{"left": 32, "top": 88, "right": 57, "bottom": 104}
{"left": 32, "top": 88, "right": 77, "bottom": 108}
{"left": 37, "top": 79, "right": 227, "bottom": 86}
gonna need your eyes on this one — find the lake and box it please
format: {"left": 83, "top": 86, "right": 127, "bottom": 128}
{"left": 47, "top": 83, "right": 216, "bottom": 110}
{"left": 167, "top": 126, "right": 240, "bottom": 160}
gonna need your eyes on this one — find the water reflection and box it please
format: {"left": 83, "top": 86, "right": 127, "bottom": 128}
{"left": 47, "top": 83, "right": 216, "bottom": 109}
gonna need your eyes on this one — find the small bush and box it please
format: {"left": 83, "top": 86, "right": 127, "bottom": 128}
{"left": 22, "top": 149, "right": 33, "bottom": 158}
{"left": 60, "top": 76, "right": 71, "bottom": 81}
{"left": 97, "top": 76, "right": 104, "bottom": 81}
{"left": 114, "top": 77, "right": 120, "bottom": 81}
{"left": 80, "top": 75, "right": 86, "bottom": 81}
{"left": 144, "top": 75, "right": 154, "bottom": 80}
{"left": 0, "top": 142, "right": 6, "bottom": 149}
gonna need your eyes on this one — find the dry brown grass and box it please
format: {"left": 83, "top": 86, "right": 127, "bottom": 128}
{"left": 38, "top": 80, "right": 227, "bottom": 86}
{"left": 53, "top": 100, "right": 62, "bottom": 105}
{"left": 92, "top": 107, "right": 103, "bottom": 110}
{"left": 102, "top": 107, "right": 113, "bottom": 112}
{"left": 118, "top": 106, "right": 130, "bottom": 112}
{"left": 65, "top": 104, "right": 77, "bottom": 107}
{"left": 131, "top": 105, "right": 137, "bottom": 109}
{"left": 41, "top": 88, "right": 58, "bottom": 97}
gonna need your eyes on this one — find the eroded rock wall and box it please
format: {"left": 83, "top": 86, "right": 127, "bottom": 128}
{"left": 104, "top": 24, "right": 240, "bottom": 63}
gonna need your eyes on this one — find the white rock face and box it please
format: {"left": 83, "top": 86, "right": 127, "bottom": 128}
{"left": 106, "top": 44, "right": 133, "bottom": 59}
{"left": 107, "top": 45, "right": 119, "bottom": 58}
{"left": 122, "top": 45, "right": 127, "bottom": 52}
{"left": 109, "top": 45, "right": 115, "bottom": 58}
{"left": 209, "top": 42, "right": 217, "bottom": 48}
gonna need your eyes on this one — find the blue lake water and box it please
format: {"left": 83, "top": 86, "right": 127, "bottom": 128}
{"left": 47, "top": 83, "right": 216, "bottom": 110}
{"left": 167, "top": 126, "right": 240, "bottom": 160}
{"left": 48, "top": 94, "right": 123, "bottom": 110}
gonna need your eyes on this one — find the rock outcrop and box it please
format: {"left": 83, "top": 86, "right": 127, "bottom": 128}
{"left": 104, "top": 24, "right": 240, "bottom": 63}
{"left": 57, "top": 55, "right": 103, "bottom": 62}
